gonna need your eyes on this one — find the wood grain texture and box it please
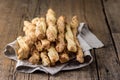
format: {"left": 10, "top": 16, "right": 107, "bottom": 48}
{"left": 103, "top": 0, "right": 120, "bottom": 33}
{"left": 84, "top": 0, "right": 120, "bottom": 80}
{"left": 0, "top": 0, "right": 29, "bottom": 80}
{"left": 102, "top": 0, "right": 120, "bottom": 79}
{"left": 0, "top": 0, "right": 120, "bottom": 80}
{"left": 112, "top": 33, "right": 120, "bottom": 61}
{"left": 102, "top": 0, "right": 120, "bottom": 61}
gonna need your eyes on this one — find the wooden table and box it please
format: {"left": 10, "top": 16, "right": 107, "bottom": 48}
{"left": 0, "top": 0, "right": 120, "bottom": 80}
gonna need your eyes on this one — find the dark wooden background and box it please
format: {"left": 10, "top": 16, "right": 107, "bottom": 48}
{"left": 0, "top": 0, "right": 120, "bottom": 80}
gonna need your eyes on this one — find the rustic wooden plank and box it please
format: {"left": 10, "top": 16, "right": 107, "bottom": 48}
{"left": 102, "top": 0, "right": 120, "bottom": 33}
{"left": 49, "top": 0, "right": 99, "bottom": 80}
{"left": 84, "top": 0, "right": 120, "bottom": 80}
{"left": 102, "top": 0, "right": 120, "bottom": 78}
{"left": 0, "top": 0, "right": 48, "bottom": 80}
{"left": 112, "top": 33, "right": 120, "bottom": 62}
{"left": 0, "top": 0, "right": 30, "bottom": 80}
{"left": 102, "top": 0, "right": 120, "bottom": 61}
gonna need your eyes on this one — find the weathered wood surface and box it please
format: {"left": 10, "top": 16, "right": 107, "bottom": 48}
{"left": 0, "top": 0, "right": 120, "bottom": 80}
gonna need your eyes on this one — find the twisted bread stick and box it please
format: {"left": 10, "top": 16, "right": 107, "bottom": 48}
{"left": 41, "top": 39, "right": 50, "bottom": 50}
{"left": 29, "top": 49, "right": 40, "bottom": 64}
{"left": 35, "top": 41, "right": 43, "bottom": 52}
{"left": 17, "top": 21, "right": 37, "bottom": 60}
{"left": 17, "top": 36, "right": 30, "bottom": 59}
{"left": 59, "top": 51, "right": 70, "bottom": 63}
{"left": 31, "top": 17, "right": 40, "bottom": 25}
{"left": 23, "top": 21, "right": 36, "bottom": 36}
{"left": 46, "top": 9, "right": 57, "bottom": 42}
{"left": 35, "top": 17, "right": 47, "bottom": 40}
{"left": 23, "top": 21, "right": 37, "bottom": 45}
{"left": 41, "top": 51, "right": 51, "bottom": 66}
{"left": 47, "top": 46, "right": 59, "bottom": 65}
{"left": 70, "top": 16, "right": 84, "bottom": 63}
{"left": 65, "top": 24, "right": 77, "bottom": 52}
{"left": 56, "top": 16, "right": 66, "bottom": 52}
{"left": 46, "top": 24, "right": 57, "bottom": 42}
{"left": 46, "top": 9, "right": 56, "bottom": 25}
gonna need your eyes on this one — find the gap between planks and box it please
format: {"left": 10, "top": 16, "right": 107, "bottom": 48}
{"left": 101, "top": 0, "right": 120, "bottom": 61}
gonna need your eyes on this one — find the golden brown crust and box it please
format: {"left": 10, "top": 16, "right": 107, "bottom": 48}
{"left": 47, "top": 46, "right": 59, "bottom": 65}
{"left": 41, "top": 51, "right": 51, "bottom": 66}
{"left": 41, "top": 39, "right": 50, "bottom": 49}
{"left": 65, "top": 24, "right": 77, "bottom": 52}
{"left": 46, "top": 24, "right": 57, "bottom": 42}
{"left": 56, "top": 16, "right": 66, "bottom": 52}
{"left": 16, "top": 9, "right": 84, "bottom": 66}
{"left": 31, "top": 17, "right": 40, "bottom": 25}
{"left": 29, "top": 49, "right": 40, "bottom": 64}
{"left": 35, "top": 17, "right": 47, "bottom": 40}
{"left": 46, "top": 9, "right": 56, "bottom": 25}
{"left": 59, "top": 51, "right": 70, "bottom": 63}
{"left": 46, "top": 9, "right": 57, "bottom": 42}
{"left": 35, "top": 40, "right": 43, "bottom": 52}
{"left": 70, "top": 16, "right": 84, "bottom": 63}
{"left": 17, "top": 36, "right": 30, "bottom": 60}
{"left": 23, "top": 21, "right": 36, "bottom": 36}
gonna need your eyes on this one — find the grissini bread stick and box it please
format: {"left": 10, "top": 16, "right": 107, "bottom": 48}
{"left": 59, "top": 51, "right": 70, "bottom": 63}
{"left": 29, "top": 49, "right": 40, "bottom": 64}
{"left": 65, "top": 24, "right": 77, "bottom": 52}
{"left": 31, "top": 17, "right": 40, "bottom": 25}
{"left": 35, "top": 40, "right": 43, "bottom": 52}
{"left": 56, "top": 16, "right": 66, "bottom": 52}
{"left": 17, "top": 36, "right": 30, "bottom": 59}
{"left": 35, "top": 17, "right": 47, "bottom": 40}
{"left": 47, "top": 46, "right": 59, "bottom": 65}
{"left": 41, "top": 51, "right": 51, "bottom": 66}
{"left": 41, "top": 39, "right": 50, "bottom": 50}
{"left": 46, "top": 9, "right": 57, "bottom": 42}
{"left": 71, "top": 16, "right": 84, "bottom": 63}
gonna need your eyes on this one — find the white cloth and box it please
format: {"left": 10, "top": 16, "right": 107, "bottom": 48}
{"left": 4, "top": 23, "right": 104, "bottom": 75}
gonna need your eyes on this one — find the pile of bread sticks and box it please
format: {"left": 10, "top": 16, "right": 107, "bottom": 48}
{"left": 16, "top": 9, "right": 84, "bottom": 66}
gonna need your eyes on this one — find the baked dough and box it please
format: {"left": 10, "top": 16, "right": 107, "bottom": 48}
{"left": 46, "top": 9, "right": 57, "bottom": 42}
{"left": 56, "top": 16, "right": 66, "bottom": 52}
{"left": 65, "top": 24, "right": 77, "bottom": 52}
{"left": 71, "top": 16, "right": 84, "bottom": 63}
{"left": 47, "top": 46, "right": 59, "bottom": 65}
